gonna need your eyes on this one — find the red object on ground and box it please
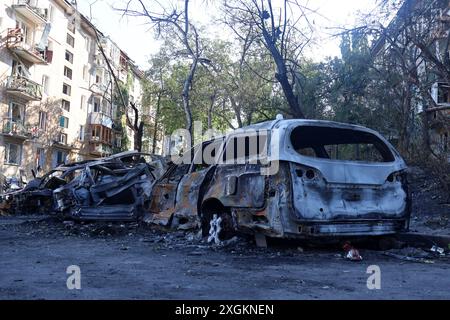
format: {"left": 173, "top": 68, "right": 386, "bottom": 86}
{"left": 343, "top": 242, "right": 363, "bottom": 261}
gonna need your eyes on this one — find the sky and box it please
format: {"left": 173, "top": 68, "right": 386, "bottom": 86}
{"left": 77, "top": 0, "right": 380, "bottom": 69}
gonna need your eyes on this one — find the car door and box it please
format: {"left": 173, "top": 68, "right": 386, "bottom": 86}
{"left": 148, "top": 161, "right": 190, "bottom": 226}
{"left": 171, "top": 139, "right": 224, "bottom": 229}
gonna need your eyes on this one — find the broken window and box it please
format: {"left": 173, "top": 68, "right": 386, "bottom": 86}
{"left": 222, "top": 131, "right": 268, "bottom": 164}
{"left": 290, "top": 126, "right": 395, "bottom": 163}
{"left": 192, "top": 139, "right": 223, "bottom": 172}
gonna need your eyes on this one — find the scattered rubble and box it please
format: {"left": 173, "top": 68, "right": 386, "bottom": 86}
{"left": 383, "top": 246, "right": 448, "bottom": 263}
{"left": 430, "top": 245, "right": 445, "bottom": 256}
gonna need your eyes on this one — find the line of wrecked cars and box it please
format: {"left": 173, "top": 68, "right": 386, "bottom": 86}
{"left": 0, "top": 118, "right": 412, "bottom": 244}
{"left": 0, "top": 152, "right": 167, "bottom": 221}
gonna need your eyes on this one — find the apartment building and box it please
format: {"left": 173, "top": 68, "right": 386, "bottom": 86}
{"left": 0, "top": 0, "right": 158, "bottom": 181}
{"left": 372, "top": 0, "right": 450, "bottom": 159}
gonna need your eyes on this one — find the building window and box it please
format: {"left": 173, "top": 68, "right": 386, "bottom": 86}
{"left": 36, "top": 148, "right": 45, "bottom": 170}
{"left": 93, "top": 97, "right": 100, "bottom": 112}
{"left": 61, "top": 99, "right": 71, "bottom": 111}
{"left": 59, "top": 116, "right": 69, "bottom": 128}
{"left": 8, "top": 102, "right": 24, "bottom": 123}
{"left": 92, "top": 125, "right": 100, "bottom": 140}
{"left": 115, "top": 137, "right": 122, "bottom": 148}
{"left": 79, "top": 125, "right": 85, "bottom": 141}
{"left": 67, "top": 19, "right": 76, "bottom": 33}
{"left": 53, "top": 150, "right": 68, "bottom": 167}
{"left": 62, "top": 83, "right": 71, "bottom": 96}
{"left": 66, "top": 34, "right": 75, "bottom": 47}
{"left": 58, "top": 133, "right": 68, "bottom": 145}
{"left": 15, "top": 20, "right": 32, "bottom": 46}
{"left": 42, "top": 75, "right": 50, "bottom": 95}
{"left": 83, "top": 65, "right": 89, "bottom": 81}
{"left": 65, "top": 50, "right": 74, "bottom": 63}
{"left": 38, "top": 111, "right": 47, "bottom": 130}
{"left": 81, "top": 95, "right": 86, "bottom": 110}
{"left": 48, "top": 5, "right": 55, "bottom": 23}
{"left": 90, "top": 125, "right": 112, "bottom": 144}
{"left": 84, "top": 36, "right": 90, "bottom": 53}
{"left": 64, "top": 66, "right": 73, "bottom": 80}
{"left": 4, "top": 143, "right": 22, "bottom": 165}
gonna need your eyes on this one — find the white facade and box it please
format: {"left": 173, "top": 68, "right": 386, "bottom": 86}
{"left": 0, "top": 0, "right": 155, "bottom": 180}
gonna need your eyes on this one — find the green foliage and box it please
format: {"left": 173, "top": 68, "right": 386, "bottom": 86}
{"left": 113, "top": 81, "right": 130, "bottom": 152}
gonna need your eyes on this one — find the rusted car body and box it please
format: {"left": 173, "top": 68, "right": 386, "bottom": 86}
{"left": 0, "top": 152, "right": 167, "bottom": 220}
{"left": 53, "top": 152, "right": 167, "bottom": 221}
{"left": 147, "top": 119, "right": 411, "bottom": 241}
{"left": 0, "top": 163, "right": 90, "bottom": 215}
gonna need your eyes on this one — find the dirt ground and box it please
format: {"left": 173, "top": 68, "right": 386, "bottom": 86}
{"left": 1, "top": 165, "right": 449, "bottom": 300}
{"left": 408, "top": 166, "right": 450, "bottom": 235}
{"left": 1, "top": 215, "right": 450, "bottom": 300}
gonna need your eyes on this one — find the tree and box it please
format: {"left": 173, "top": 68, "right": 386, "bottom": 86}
{"left": 223, "top": 0, "right": 316, "bottom": 118}
{"left": 361, "top": 0, "right": 450, "bottom": 157}
{"left": 117, "top": 0, "right": 213, "bottom": 148}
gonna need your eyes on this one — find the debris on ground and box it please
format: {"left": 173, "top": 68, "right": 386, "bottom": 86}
{"left": 383, "top": 247, "right": 438, "bottom": 263}
{"left": 430, "top": 245, "right": 445, "bottom": 256}
{"left": 207, "top": 214, "right": 222, "bottom": 245}
{"left": 343, "top": 242, "right": 363, "bottom": 261}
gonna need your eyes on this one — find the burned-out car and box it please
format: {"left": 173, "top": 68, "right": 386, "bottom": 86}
{"left": 0, "top": 151, "right": 167, "bottom": 220}
{"left": 53, "top": 152, "right": 167, "bottom": 221}
{"left": 0, "top": 163, "right": 91, "bottom": 215}
{"left": 147, "top": 118, "right": 411, "bottom": 243}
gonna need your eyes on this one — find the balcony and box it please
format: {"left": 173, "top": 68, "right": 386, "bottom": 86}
{"left": 12, "top": 0, "right": 48, "bottom": 25}
{"left": 6, "top": 76, "right": 42, "bottom": 101}
{"left": 89, "top": 112, "right": 113, "bottom": 129}
{"left": 1, "top": 118, "right": 29, "bottom": 139}
{"left": 6, "top": 28, "right": 49, "bottom": 64}
{"left": 89, "top": 142, "right": 113, "bottom": 156}
{"left": 90, "top": 82, "right": 111, "bottom": 96}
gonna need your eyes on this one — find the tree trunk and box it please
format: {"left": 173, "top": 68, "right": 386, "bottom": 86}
{"left": 152, "top": 93, "right": 161, "bottom": 154}
{"left": 182, "top": 59, "right": 198, "bottom": 149}
{"left": 134, "top": 122, "right": 144, "bottom": 152}
{"left": 261, "top": 28, "right": 305, "bottom": 119}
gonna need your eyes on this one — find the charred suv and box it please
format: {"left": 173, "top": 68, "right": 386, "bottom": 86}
{"left": 147, "top": 118, "right": 411, "bottom": 241}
